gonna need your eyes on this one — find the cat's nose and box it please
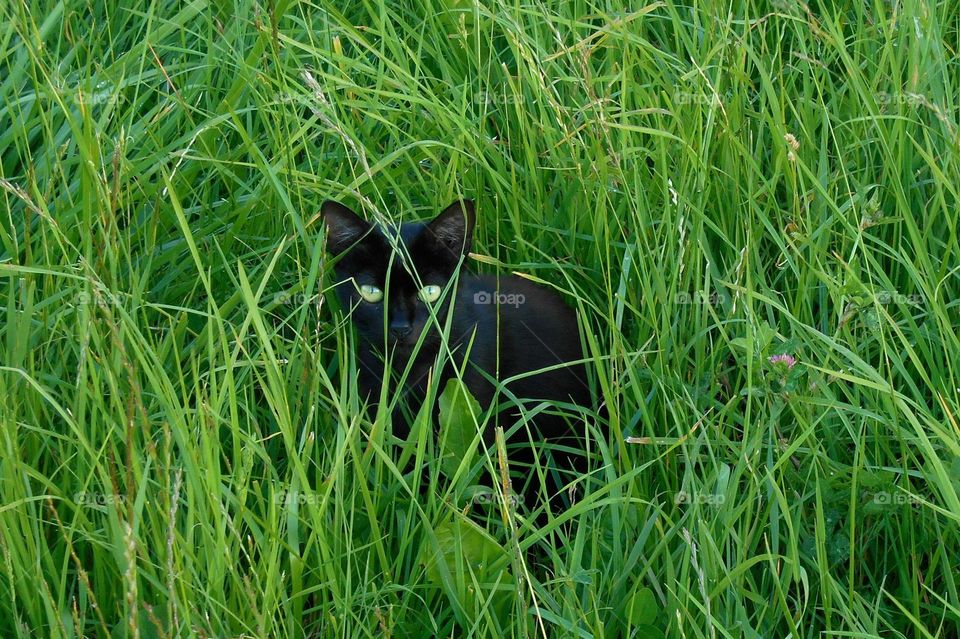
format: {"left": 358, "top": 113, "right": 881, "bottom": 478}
{"left": 389, "top": 321, "right": 413, "bottom": 340}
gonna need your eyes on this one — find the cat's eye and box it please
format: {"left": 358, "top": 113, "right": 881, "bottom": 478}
{"left": 419, "top": 285, "right": 442, "bottom": 303}
{"left": 358, "top": 284, "right": 383, "bottom": 304}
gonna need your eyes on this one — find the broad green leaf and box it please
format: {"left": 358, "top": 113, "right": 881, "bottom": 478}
{"left": 438, "top": 378, "right": 483, "bottom": 480}
{"left": 625, "top": 586, "right": 658, "bottom": 626}
{"left": 424, "top": 515, "right": 512, "bottom": 622}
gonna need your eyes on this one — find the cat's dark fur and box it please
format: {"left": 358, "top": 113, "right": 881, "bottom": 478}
{"left": 320, "top": 199, "right": 592, "bottom": 509}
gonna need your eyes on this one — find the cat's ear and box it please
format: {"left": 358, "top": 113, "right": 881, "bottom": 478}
{"left": 424, "top": 199, "right": 475, "bottom": 259}
{"left": 320, "top": 201, "right": 372, "bottom": 255}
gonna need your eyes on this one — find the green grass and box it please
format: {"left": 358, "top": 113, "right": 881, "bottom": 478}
{"left": 1, "top": 0, "right": 959, "bottom": 636}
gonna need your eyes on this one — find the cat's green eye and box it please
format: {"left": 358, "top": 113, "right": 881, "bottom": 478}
{"left": 419, "top": 285, "right": 442, "bottom": 303}
{"left": 358, "top": 284, "right": 383, "bottom": 304}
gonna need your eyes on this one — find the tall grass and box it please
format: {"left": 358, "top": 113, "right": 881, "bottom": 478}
{"left": 1, "top": 0, "right": 958, "bottom": 636}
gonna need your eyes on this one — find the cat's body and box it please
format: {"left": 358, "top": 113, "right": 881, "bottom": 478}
{"left": 356, "top": 272, "right": 589, "bottom": 439}
{"left": 321, "top": 199, "right": 592, "bottom": 508}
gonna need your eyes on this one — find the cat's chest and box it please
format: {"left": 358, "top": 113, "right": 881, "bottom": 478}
{"left": 395, "top": 317, "right": 495, "bottom": 398}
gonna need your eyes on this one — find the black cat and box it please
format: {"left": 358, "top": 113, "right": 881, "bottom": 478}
{"left": 320, "top": 199, "right": 594, "bottom": 512}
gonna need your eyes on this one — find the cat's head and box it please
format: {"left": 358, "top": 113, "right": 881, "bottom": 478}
{"left": 320, "top": 199, "right": 475, "bottom": 356}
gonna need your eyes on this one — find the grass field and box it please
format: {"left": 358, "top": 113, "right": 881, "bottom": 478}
{"left": 2, "top": 0, "right": 959, "bottom": 637}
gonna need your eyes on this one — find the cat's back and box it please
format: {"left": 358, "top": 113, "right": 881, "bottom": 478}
{"left": 465, "top": 273, "right": 580, "bottom": 339}
{"left": 455, "top": 273, "right": 588, "bottom": 401}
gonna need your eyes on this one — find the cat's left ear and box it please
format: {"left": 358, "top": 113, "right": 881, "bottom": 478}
{"left": 425, "top": 199, "right": 475, "bottom": 259}
{"left": 320, "top": 200, "right": 373, "bottom": 256}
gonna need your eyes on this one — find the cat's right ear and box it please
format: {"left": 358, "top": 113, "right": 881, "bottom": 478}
{"left": 320, "top": 201, "right": 372, "bottom": 256}
{"left": 424, "top": 199, "right": 475, "bottom": 259}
